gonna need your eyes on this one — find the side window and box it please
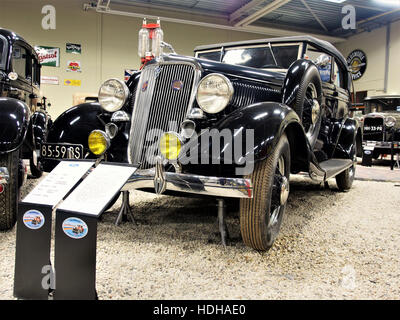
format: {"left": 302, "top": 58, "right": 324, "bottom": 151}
{"left": 12, "top": 45, "right": 31, "bottom": 80}
{"left": 197, "top": 50, "right": 221, "bottom": 62}
{"left": 332, "top": 61, "right": 344, "bottom": 89}
{"left": 305, "top": 45, "right": 332, "bottom": 83}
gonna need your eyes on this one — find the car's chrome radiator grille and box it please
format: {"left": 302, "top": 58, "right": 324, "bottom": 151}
{"left": 363, "top": 117, "right": 384, "bottom": 142}
{"left": 129, "top": 63, "right": 197, "bottom": 169}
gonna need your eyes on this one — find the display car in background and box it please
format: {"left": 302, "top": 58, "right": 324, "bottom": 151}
{"left": 40, "top": 32, "right": 358, "bottom": 251}
{"left": 362, "top": 95, "right": 400, "bottom": 163}
{"left": 0, "top": 28, "right": 51, "bottom": 230}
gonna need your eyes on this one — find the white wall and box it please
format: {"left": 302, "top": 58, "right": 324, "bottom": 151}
{"left": 0, "top": 0, "right": 264, "bottom": 118}
{"left": 336, "top": 20, "right": 400, "bottom": 97}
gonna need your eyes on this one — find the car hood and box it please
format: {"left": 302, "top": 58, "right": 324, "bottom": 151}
{"left": 158, "top": 54, "right": 286, "bottom": 88}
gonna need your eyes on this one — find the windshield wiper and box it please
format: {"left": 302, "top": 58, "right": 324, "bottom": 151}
{"left": 268, "top": 43, "right": 278, "bottom": 67}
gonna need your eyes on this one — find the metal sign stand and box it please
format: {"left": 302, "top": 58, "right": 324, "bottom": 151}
{"left": 13, "top": 161, "right": 136, "bottom": 300}
{"left": 13, "top": 160, "right": 95, "bottom": 300}
{"left": 14, "top": 202, "right": 53, "bottom": 300}
{"left": 53, "top": 210, "right": 100, "bottom": 300}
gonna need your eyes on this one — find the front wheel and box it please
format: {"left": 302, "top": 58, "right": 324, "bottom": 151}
{"left": 0, "top": 150, "right": 19, "bottom": 231}
{"left": 240, "top": 134, "right": 291, "bottom": 251}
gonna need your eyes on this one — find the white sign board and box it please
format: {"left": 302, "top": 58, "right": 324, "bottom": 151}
{"left": 23, "top": 161, "right": 94, "bottom": 207}
{"left": 58, "top": 164, "right": 136, "bottom": 216}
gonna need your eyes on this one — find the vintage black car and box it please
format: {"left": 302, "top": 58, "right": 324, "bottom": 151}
{"left": 0, "top": 28, "right": 51, "bottom": 230}
{"left": 361, "top": 95, "right": 400, "bottom": 164}
{"left": 41, "top": 35, "right": 358, "bottom": 251}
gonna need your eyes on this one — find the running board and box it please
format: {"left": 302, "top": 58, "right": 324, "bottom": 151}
{"left": 310, "top": 159, "right": 354, "bottom": 181}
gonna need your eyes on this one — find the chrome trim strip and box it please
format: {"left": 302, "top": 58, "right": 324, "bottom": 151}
{"left": 0, "top": 167, "right": 10, "bottom": 185}
{"left": 121, "top": 169, "right": 253, "bottom": 199}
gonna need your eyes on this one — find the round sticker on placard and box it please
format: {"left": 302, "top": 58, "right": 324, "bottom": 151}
{"left": 23, "top": 210, "right": 45, "bottom": 230}
{"left": 62, "top": 217, "right": 88, "bottom": 239}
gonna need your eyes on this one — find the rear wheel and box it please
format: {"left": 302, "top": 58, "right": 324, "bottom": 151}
{"left": 0, "top": 150, "right": 19, "bottom": 231}
{"left": 240, "top": 134, "right": 290, "bottom": 251}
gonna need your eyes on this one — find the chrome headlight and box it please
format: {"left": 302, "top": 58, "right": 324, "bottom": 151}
{"left": 196, "top": 74, "right": 234, "bottom": 114}
{"left": 98, "top": 78, "right": 129, "bottom": 112}
{"left": 385, "top": 116, "right": 396, "bottom": 128}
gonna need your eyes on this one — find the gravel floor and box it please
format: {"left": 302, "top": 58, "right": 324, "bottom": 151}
{"left": 1, "top": 173, "right": 400, "bottom": 300}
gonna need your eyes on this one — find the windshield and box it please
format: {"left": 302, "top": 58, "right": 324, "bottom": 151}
{"left": 365, "top": 99, "right": 400, "bottom": 114}
{"left": 0, "top": 35, "right": 7, "bottom": 70}
{"left": 197, "top": 43, "right": 300, "bottom": 69}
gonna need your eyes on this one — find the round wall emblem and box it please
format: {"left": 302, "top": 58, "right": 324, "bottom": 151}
{"left": 347, "top": 50, "right": 367, "bottom": 81}
{"left": 23, "top": 210, "right": 45, "bottom": 230}
{"left": 62, "top": 217, "right": 88, "bottom": 239}
{"left": 142, "top": 80, "right": 149, "bottom": 92}
{"left": 171, "top": 80, "right": 183, "bottom": 91}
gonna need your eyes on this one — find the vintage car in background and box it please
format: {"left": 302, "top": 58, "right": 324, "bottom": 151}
{"left": 361, "top": 95, "right": 400, "bottom": 164}
{"left": 40, "top": 34, "right": 358, "bottom": 251}
{"left": 0, "top": 28, "right": 51, "bottom": 230}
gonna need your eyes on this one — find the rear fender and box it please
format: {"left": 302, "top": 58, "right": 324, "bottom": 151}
{"left": 0, "top": 97, "right": 30, "bottom": 153}
{"left": 334, "top": 118, "right": 358, "bottom": 160}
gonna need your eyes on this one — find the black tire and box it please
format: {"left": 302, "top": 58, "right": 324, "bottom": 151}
{"left": 293, "top": 65, "right": 323, "bottom": 147}
{"left": 336, "top": 164, "right": 355, "bottom": 191}
{"left": 0, "top": 150, "right": 19, "bottom": 231}
{"left": 240, "top": 134, "right": 290, "bottom": 251}
{"left": 30, "top": 157, "right": 43, "bottom": 178}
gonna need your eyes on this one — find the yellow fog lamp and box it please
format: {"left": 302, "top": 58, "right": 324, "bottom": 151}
{"left": 159, "top": 132, "right": 182, "bottom": 160}
{"left": 88, "top": 130, "right": 110, "bottom": 156}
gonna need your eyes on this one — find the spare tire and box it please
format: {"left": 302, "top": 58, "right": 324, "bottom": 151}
{"left": 292, "top": 65, "right": 323, "bottom": 147}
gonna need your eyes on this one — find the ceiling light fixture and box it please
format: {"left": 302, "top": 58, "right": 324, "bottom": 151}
{"left": 323, "top": 0, "right": 346, "bottom": 3}
{"left": 374, "top": 0, "right": 400, "bottom": 6}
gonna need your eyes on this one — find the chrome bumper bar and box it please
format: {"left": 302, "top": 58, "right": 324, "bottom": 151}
{"left": 0, "top": 167, "right": 10, "bottom": 184}
{"left": 121, "top": 168, "right": 253, "bottom": 199}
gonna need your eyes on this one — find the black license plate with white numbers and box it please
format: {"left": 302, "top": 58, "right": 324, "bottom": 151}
{"left": 40, "top": 143, "right": 84, "bottom": 160}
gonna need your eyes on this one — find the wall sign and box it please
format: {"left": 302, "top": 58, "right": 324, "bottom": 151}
{"left": 66, "top": 43, "right": 81, "bottom": 54}
{"left": 41, "top": 75, "right": 59, "bottom": 85}
{"left": 34, "top": 46, "right": 60, "bottom": 67}
{"left": 347, "top": 49, "right": 367, "bottom": 81}
{"left": 66, "top": 60, "right": 82, "bottom": 72}
{"left": 64, "top": 79, "right": 81, "bottom": 87}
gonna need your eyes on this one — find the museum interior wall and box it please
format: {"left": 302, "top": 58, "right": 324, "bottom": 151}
{"left": 1, "top": 0, "right": 399, "bottom": 118}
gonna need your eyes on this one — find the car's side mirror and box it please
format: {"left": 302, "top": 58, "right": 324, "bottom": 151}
{"left": 314, "top": 54, "right": 331, "bottom": 68}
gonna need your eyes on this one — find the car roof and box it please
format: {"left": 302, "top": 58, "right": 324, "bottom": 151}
{"left": 194, "top": 35, "right": 348, "bottom": 70}
{"left": 0, "top": 28, "right": 39, "bottom": 60}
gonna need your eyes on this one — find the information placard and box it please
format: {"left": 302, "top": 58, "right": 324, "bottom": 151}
{"left": 23, "top": 161, "right": 94, "bottom": 207}
{"left": 57, "top": 163, "right": 136, "bottom": 216}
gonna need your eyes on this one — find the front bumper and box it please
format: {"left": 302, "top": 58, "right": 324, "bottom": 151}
{"left": 121, "top": 168, "right": 253, "bottom": 199}
{"left": 0, "top": 167, "right": 10, "bottom": 184}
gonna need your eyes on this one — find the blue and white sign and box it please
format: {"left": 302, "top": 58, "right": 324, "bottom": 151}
{"left": 62, "top": 217, "right": 88, "bottom": 239}
{"left": 23, "top": 210, "right": 45, "bottom": 230}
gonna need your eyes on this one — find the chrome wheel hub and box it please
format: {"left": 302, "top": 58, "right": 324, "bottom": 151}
{"left": 280, "top": 176, "right": 289, "bottom": 206}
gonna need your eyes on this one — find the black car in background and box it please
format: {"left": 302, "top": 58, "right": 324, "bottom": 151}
{"left": 0, "top": 28, "right": 51, "bottom": 230}
{"left": 362, "top": 95, "right": 400, "bottom": 163}
{"left": 41, "top": 35, "right": 358, "bottom": 251}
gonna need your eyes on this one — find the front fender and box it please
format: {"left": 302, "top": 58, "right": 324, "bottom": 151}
{"left": 182, "top": 102, "right": 310, "bottom": 176}
{"left": 42, "top": 102, "right": 105, "bottom": 172}
{"left": 0, "top": 97, "right": 30, "bottom": 153}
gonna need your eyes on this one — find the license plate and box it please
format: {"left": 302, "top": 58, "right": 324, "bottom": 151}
{"left": 40, "top": 143, "right": 84, "bottom": 160}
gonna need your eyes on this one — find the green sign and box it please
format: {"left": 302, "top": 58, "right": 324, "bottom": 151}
{"left": 66, "top": 43, "right": 82, "bottom": 54}
{"left": 35, "top": 46, "right": 60, "bottom": 67}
